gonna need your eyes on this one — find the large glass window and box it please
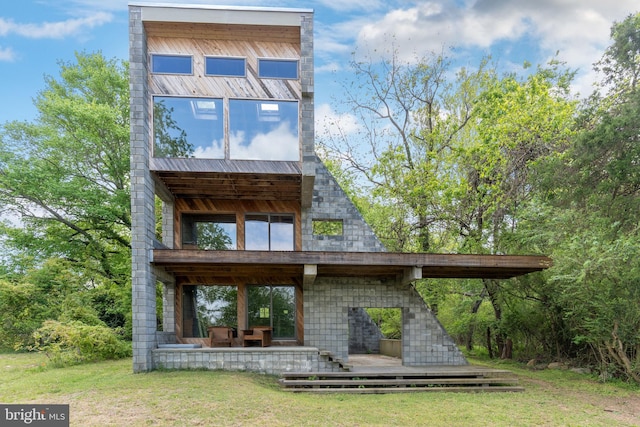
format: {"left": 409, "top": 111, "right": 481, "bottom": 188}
{"left": 229, "top": 99, "right": 299, "bottom": 161}
{"left": 153, "top": 97, "right": 224, "bottom": 158}
{"left": 182, "top": 214, "right": 236, "bottom": 250}
{"left": 205, "top": 57, "right": 246, "bottom": 77}
{"left": 245, "top": 214, "right": 294, "bottom": 251}
{"left": 151, "top": 54, "right": 192, "bottom": 74}
{"left": 182, "top": 285, "right": 237, "bottom": 338}
{"left": 247, "top": 285, "right": 295, "bottom": 339}
{"left": 258, "top": 59, "right": 298, "bottom": 79}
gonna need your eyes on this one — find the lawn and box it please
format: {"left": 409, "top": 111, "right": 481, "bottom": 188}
{"left": 1, "top": 352, "right": 639, "bottom": 426}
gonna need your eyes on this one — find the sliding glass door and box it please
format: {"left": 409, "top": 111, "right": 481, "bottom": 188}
{"left": 247, "top": 285, "right": 295, "bottom": 339}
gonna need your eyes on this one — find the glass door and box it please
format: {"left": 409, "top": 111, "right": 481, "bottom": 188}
{"left": 247, "top": 285, "right": 295, "bottom": 339}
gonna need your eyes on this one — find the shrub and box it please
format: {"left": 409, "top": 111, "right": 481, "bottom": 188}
{"left": 31, "top": 320, "right": 131, "bottom": 367}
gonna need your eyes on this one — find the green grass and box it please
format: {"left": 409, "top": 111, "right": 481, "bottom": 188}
{"left": 1, "top": 352, "right": 639, "bottom": 426}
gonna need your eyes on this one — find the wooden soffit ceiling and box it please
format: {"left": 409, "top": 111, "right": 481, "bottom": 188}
{"left": 151, "top": 158, "right": 302, "bottom": 200}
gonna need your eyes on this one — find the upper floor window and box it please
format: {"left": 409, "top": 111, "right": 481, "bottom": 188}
{"left": 153, "top": 97, "right": 224, "bottom": 158}
{"left": 229, "top": 99, "right": 299, "bottom": 161}
{"left": 182, "top": 214, "right": 237, "bottom": 250}
{"left": 245, "top": 214, "right": 294, "bottom": 251}
{"left": 151, "top": 54, "right": 192, "bottom": 75}
{"left": 205, "top": 57, "right": 246, "bottom": 77}
{"left": 258, "top": 59, "right": 298, "bottom": 79}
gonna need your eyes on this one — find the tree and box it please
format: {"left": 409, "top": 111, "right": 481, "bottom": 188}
{"left": 525, "top": 12, "right": 640, "bottom": 382}
{"left": 0, "top": 52, "right": 132, "bottom": 349}
{"left": 0, "top": 51, "right": 130, "bottom": 284}
{"left": 322, "top": 48, "right": 576, "bottom": 358}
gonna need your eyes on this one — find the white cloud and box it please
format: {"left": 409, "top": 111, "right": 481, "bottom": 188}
{"left": 351, "top": 0, "right": 639, "bottom": 91}
{"left": 315, "top": 103, "right": 361, "bottom": 140}
{"left": 0, "top": 45, "right": 16, "bottom": 62}
{"left": 0, "top": 13, "right": 112, "bottom": 39}
{"left": 315, "top": 0, "right": 386, "bottom": 12}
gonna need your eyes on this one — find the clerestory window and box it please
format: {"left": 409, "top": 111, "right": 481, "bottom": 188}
{"left": 205, "top": 56, "right": 246, "bottom": 77}
{"left": 151, "top": 54, "right": 193, "bottom": 75}
{"left": 258, "top": 59, "right": 298, "bottom": 79}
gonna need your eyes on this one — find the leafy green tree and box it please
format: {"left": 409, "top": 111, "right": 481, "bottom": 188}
{"left": 521, "top": 12, "right": 640, "bottom": 382}
{"left": 0, "top": 52, "right": 133, "bottom": 348}
{"left": 0, "top": 51, "right": 130, "bottom": 284}
{"left": 323, "top": 48, "right": 576, "bottom": 358}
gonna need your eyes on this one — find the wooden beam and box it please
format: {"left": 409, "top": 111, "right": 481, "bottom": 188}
{"left": 153, "top": 250, "right": 552, "bottom": 280}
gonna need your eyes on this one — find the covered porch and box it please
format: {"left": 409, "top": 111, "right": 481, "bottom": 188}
{"left": 152, "top": 250, "right": 551, "bottom": 371}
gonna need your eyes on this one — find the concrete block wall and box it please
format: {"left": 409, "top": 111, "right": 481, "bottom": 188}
{"left": 304, "top": 277, "right": 467, "bottom": 366}
{"left": 129, "top": 5, "right": 158, "bottom": 373}
{"left": 152, "top": 347, "right": 323, "bottom": 375}
{"left": 302, "top": 158, "right": 386, "bottom": 252}
{"left": 300, "top": 12, "right": 315, "bottom": 163}
{"left": 348, "top": 307, "right": 384, "bottom": 354}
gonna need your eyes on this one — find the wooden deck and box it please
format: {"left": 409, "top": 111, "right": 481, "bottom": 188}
{"left": 279, "top": 355, "right": 524, "bottom": 394}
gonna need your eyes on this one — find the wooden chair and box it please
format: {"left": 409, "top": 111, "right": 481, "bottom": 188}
{"left": 242, "top": 326, "right": 272, "bottom": 347}
{"left": 208, "top": 326, "right": 233, "bottom": 347}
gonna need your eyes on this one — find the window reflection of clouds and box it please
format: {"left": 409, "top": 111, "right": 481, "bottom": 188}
{"left": 245, "top": 214, "right": 294, "bottom": 251}
{"left": 229, "top": 100, "right": 299, "bottom": 161}
{"left": 245, "top": 216, "right": 269, "bottom": 250}
{"left": 270, "top": 221, "right": 294, "bottom": 250}
{"left": 154, "top": 98, "right": 299, "bottom": 161}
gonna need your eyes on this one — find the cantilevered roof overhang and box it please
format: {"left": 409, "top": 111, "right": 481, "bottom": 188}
{"left": 152, "top": 250, "right": 552, "bottom": 285}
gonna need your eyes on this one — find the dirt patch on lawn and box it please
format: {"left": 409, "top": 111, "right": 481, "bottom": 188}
{"left": 523, "top": 377, "right": 640, "bottom": 426}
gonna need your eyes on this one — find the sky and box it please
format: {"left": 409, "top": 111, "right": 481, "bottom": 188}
{"left": 0, "top": 0, "right": 638, "bottom": 127}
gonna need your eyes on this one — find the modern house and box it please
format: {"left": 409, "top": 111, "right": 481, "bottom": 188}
{"left": 129, "top": 3, "right": 551, "bottom": 374}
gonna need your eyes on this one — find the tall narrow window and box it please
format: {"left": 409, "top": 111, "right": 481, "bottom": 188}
{"left": 245, "top": 214, "right": 294, "bottom": 251}
{"left": 151, "top": 54, "right": 192, "bottom": 74}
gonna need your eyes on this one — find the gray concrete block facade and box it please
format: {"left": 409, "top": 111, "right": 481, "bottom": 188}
{"left": 302, "top": 158, "right": 386, "bottom": 252}
{"left": 130, "top": 4, "right": 467, "bottom": 373}
{"left": 349, "top": 307, "right": 384, "bottom": 354}
{"left": 304, "top": 277, "right": 467, "bottom": 366}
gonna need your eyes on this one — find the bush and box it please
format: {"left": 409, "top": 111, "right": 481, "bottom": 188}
{"left": 31, "top": 320, "right": 131, "bottom": 367}
{"left": 0, "top": 280, "right": 59, "bottom": 350}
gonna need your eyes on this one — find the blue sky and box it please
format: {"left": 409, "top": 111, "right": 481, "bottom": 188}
{"left": 0, "top": 0, "right": 638, "bottom": 127}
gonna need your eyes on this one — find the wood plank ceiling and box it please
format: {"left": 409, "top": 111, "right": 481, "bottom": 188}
{"left": 151, "top": 158, "right": 302, "bottom": 200}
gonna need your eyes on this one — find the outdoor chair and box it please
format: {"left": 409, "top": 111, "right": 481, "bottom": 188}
{"left": 208, "top": 326, "right": 233, "bottom": 347}
{"left": 242, "top": 326, "right": 272, "bottom": 347}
